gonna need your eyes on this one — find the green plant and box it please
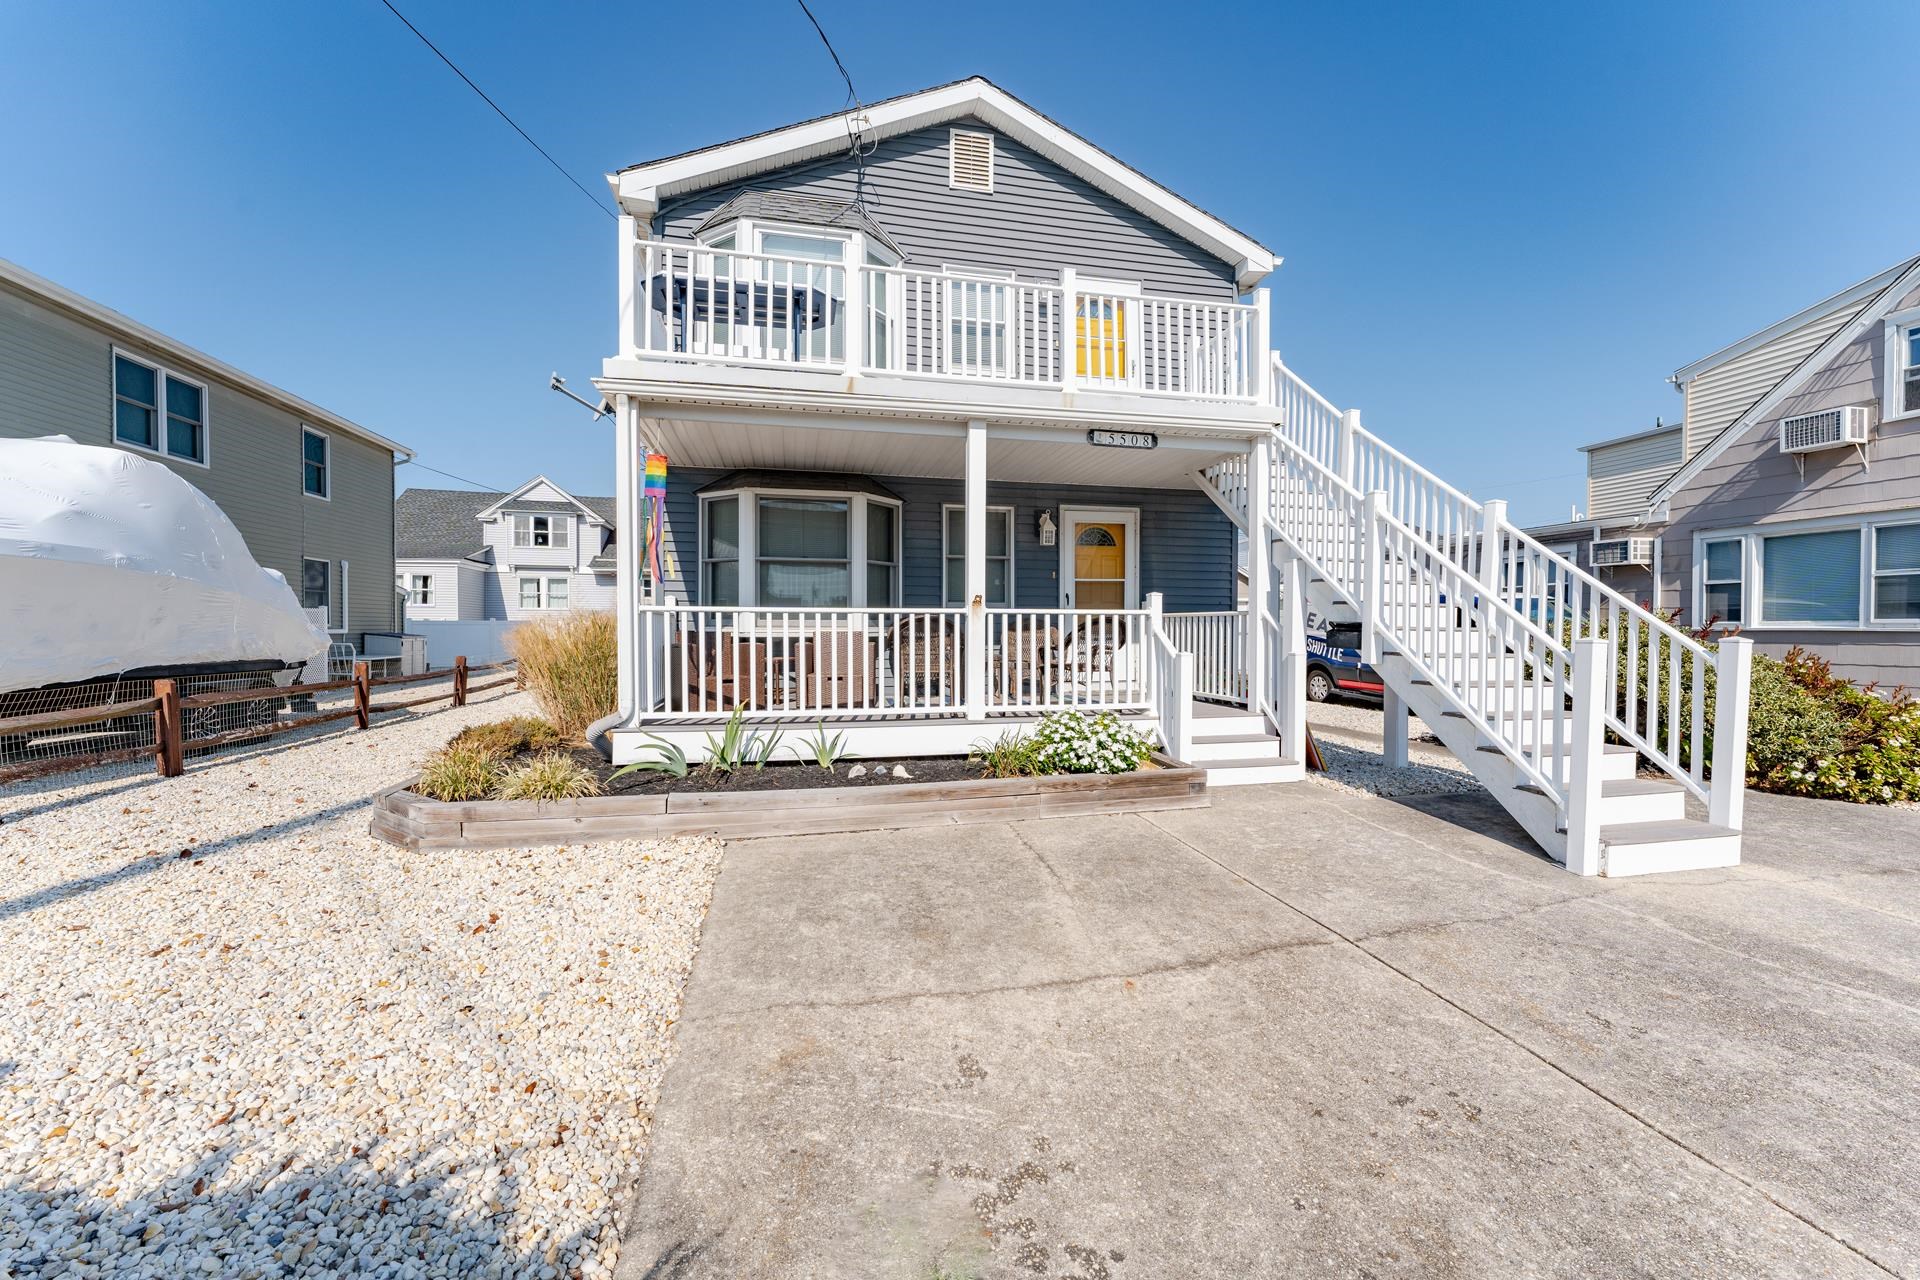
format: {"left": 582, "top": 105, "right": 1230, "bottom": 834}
{"left": 494, "top": 752, "right": 602, "bottom": 801}
{"left": 1026, "top": 709, "right": 1152, "bottom": 775}
{"left": 608, "top": 734, "right": 691, "bottom": 782}
{"left": 969, "top": 729, "right": 1038, "bottom": 778}
{"left": 796, "top": 721, "right": 848, "bottom": 770}
{"left": 702, "top": 706, "right": 752, "bottom": 774}
{"left": 506, "top": 611, "right": 617, "bottom": 737}
{"left": 448, "top": 715, "right": 562, "bottom": 759}
{"left": 747, "top": 724, "right": 786, "bottom": 770}
{"left": 415, "top": 742, "right": 503, "bottom": 801}
{"left": 1743, "top": 647, "right": 1920, "bottom": 803}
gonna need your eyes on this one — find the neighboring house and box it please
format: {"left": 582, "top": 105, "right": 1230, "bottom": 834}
{"left": 394, "top": 477, "right": 617, "bottom": 621}
{"left": 1534, "top": 252, "right": 1920, "bottom": 686}
{"left": 0, "top": 257, "right": 413, "bottom": 646}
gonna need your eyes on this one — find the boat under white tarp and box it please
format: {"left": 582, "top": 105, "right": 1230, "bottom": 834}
{"left": 0, "top": 435, "right": 330, "bottom": 696}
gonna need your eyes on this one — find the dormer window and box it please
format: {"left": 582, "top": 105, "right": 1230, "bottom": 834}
{"left": 513, "top": 513, "right": 568, "bottom": 548}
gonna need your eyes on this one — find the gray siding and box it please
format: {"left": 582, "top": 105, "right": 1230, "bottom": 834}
{"left": 1658, "top": 278, "right": 1920, "bottom": 686}
{"left": 1681, "top": 296, "right": 1867, "bottom": 459}
{"left": 656, "top": 468, "right": 1233, "bottom": 612}
{"left": 0, "top": 281, "right": 400, "bottom": 639}
{"left": 1584, "top": 428, "right": 1682, "bottom": 521}
{"left": 654, "top": 118, "right": 1238, "bottom": 300}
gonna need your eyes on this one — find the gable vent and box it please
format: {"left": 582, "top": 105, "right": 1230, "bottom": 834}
{"left": 948, "top": 129, "right": 995, "bottom": 193}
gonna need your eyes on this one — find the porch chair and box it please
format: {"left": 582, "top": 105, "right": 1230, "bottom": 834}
{"left": 1062, "top": 618, "right": 1131, "bottom": 698}
{"left": 681, "top": 631, "right": 770, "bottom": 712}
{"left": 993, "top": 623, "right": 1061, "bottom": 707}
{"left": 804, "top": 627, "right": 877, "bottom": 711}
{"left": 889, "top": 617, "right": 958, "bottom": 708}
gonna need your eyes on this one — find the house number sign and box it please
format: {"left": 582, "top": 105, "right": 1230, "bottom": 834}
{"left": 1086, "top": 429, "right": 1158, "bottom": 450}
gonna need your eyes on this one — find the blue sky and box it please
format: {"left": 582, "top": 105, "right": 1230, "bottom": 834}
{"left": 2, "top": 0, "right": 1914, "bottom": 523}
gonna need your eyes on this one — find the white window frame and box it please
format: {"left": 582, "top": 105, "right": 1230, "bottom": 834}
{"left": 406, "top": 573, "right": 433, "bottom": 607}
{"left": 111, "top": 346, "right": 210, "bottom": 468}
{"left": 1692, "top": 509, "right": 1920, "bottom": 632}
{"left": 516, "top": 575, "right": 573, "bottom": 610}
{"left": 1871, "top": 520, "right": 1920, "bottom": 625}
{"left": 1699, "top": 538, "right": 1746, "bottom": 628}
{"left": 696, "top": 486, "right": 902, "bottom": 609}
{"left": 301, "top": 425, "right": 330, "bottom": 500}
{"left": 941, "top": 504, "right": 1015, "bottom": 607}
{"left": 300, "top": 557, "right": 332, "bottom": 618}
{"left": 512, "top": 513, "right": 568, "bottom": 549}
{"left": 1885, "top": 306, "right": 1920, "bottom": 424}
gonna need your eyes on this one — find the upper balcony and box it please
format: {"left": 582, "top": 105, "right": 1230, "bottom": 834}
{"left": 607, "top": 239, "right": 1276, "bottom": 428}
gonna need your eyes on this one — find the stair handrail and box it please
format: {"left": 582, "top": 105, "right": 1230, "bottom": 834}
{"left": 1144, "top": 593, "right": 1194, "bottom": 762}
{"left": 1267, "top": 355, "right": 1731, "bottom": 810}
{"left": 1265, "top": 431, "right": 1577, "bottom": 807}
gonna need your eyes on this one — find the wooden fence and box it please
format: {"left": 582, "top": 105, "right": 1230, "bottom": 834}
{"left": 0, "top": 657, "right": 516, "bottom": 786}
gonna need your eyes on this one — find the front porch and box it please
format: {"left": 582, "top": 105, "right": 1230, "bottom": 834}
{"left": 595, "top": 398, "right": 1302, "bottom": 780}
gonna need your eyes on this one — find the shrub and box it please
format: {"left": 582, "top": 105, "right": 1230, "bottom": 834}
{"left": 448, "top": 715, "right": 562, "bottom": 759}
{"left": 1744, "top": 648, "right": 1920, "bottom": 804}
{"left": 1026, "top": 709, "right": 1153, "bottom": 775}
{"left": 494, "top": 752, "right": 603, "bottom": 801}
{"left": 415, "top": 742, "right": 503, "bottom": 801}
{"left": 970, "top": 730, "right": 1039, "bottom": 778}
{"left": 508, "top": 611, "right": 617, "bottom": 737}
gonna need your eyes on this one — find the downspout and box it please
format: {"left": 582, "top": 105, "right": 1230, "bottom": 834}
{"left": 587, "top": 391, "right": 641, "bottom": 759}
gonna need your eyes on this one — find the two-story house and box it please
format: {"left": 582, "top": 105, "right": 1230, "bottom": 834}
{"left": 395, "top": 477, "right": 617, "bottom": 622}
{"left": 587, "top": 77, "right": 1758, "bottom": 877}
{"left": 0, "top": 257, "right": 413, "bottom": 647}
{"left": 1536, "top": 252, "right": 1920, "bottom": 687}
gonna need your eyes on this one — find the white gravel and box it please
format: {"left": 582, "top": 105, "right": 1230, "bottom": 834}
{"left": 0, "top": 691, "right": 722, "bottom": 1280}
{"left": 1305, "top": 698, "right": 1484, "bottom": 799}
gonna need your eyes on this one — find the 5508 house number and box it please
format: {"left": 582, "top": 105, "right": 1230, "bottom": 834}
{"left": 1086, "top": 429, "right": 1158, "bottom": 450}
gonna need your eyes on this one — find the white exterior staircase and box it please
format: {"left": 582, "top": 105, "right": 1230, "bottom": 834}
{"left": 1192, "top": 356, "right": 1754, "bottom": 877}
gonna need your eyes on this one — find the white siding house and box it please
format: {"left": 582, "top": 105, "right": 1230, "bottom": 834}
{"left": 395, "top": 477, "right": 617, "bottom": 623}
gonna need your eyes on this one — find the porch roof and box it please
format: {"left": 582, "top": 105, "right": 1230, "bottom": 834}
{"left": 695, "top": 469, "right": 904, "bottom": 501}
{"left": 643, "top": 411, "right": 1245, "bottom": 489}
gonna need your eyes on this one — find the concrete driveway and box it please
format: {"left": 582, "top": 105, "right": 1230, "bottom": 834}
{"left": 614, "top": 783, "right": 1920, "bottom": 1279}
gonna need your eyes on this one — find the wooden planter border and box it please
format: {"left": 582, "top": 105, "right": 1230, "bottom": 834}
{"left": 370, "top": 753, "right": 1207, "bottom": 849}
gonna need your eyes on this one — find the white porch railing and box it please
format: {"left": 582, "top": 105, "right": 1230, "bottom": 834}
{"left": 633, "top": 604, "right": 1153, "bottom": 721}
{"left": 1163, "top": 611, "right": 1247, "bottom": 703}
{"left": 629, "top": 240, "right": 1268, "bottom": 403}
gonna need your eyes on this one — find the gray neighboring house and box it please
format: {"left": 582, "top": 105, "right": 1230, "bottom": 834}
{"left": 0, "top": 257, "right": 414, "bottom": 646}
{"left": 394, "top": 477, "right": 617, "bottom": 622}
{"left": 1533, "top": 252, "right": 1920, "bottom": 686}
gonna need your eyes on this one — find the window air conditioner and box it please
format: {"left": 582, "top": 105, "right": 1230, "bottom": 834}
{"left": 1779, "top": 405, "right": 1873, "bottom": 455}
{"left": 1591, "top": 537, "right": 1654, "bottom": 567}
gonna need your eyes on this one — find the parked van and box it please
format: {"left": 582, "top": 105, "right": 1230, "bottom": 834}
{"left": 1305, "top": 620, "right": 1383, "bottom": 704}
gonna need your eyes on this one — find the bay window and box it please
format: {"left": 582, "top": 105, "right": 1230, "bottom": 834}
{"left": 944, "top": 506, "right": 1013, "bottom": 606}
{"left": 697, "top": 483, "right": 900, "bottom": 608}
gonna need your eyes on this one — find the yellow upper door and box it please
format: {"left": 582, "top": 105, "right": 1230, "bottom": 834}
{"left": 1072, "top": 522, "right": 1126, "bottom": 609}
{"left": 1075, "top": 296, "right": 1128, "bottom": 383}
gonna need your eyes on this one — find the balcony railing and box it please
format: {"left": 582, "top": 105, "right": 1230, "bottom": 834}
{"left": 627, "top": 241, "right": 1270, "bottom": 403}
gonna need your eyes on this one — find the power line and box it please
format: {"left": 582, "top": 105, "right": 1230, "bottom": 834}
{"left": 376, "top": 0, "right": 616, "bottom": 220}
{"left": 792, "top": 0, "right": 878, "bottom": 212}
{"left": 399, "top": 458, "right": 508, "bottom": 492}
{"left": 794, "top": 0, "right": 858, "bottom": 106}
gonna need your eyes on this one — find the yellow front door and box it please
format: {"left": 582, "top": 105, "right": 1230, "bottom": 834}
{"left": 1072, "top": 522, "right": 1127, "bottom": 609}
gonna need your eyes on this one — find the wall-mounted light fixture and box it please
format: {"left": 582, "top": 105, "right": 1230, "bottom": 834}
{"left": 1037, "top": 509, "right": 1057, "bottom": 547}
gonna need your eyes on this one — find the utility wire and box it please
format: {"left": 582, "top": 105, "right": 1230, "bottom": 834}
{"left": 399, "top": 458, "right": 509, "bottom": 492}
{"left": 376, "top": 0, "right": 616, "bottom": 220}
{"left": 793, "top": 0, "right": 878, "bottom": 213}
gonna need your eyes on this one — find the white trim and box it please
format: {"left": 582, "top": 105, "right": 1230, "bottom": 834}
{"left": 941, "top": 503, "right": 1014, "bottom": 606}
{"left": 1882, "top": 305, "right": 1920, "bottom": 424}
{"left": 611, "top": 77, "right": 1277, "bottom": 290}
{"left": 1057, "top": 505, "right": 1140, "bottom": 609}
{"left": 300, "top": 556, "right": 333, "bottom": 625}
{"left": 109, "top": 346, "right": 211, "bottom": 469}
{"left": 474, "top": 474, "right": 604, "bottom": 523}
{"left": 948, "top": 127, "right": 995, "bottom": 192}
{"left": 1650, "top": 255, "right": 1920, "bottom": 509}
{"left": 1576, "top": 422, "right": 1682, "bottom": 454}
{"left": 1670, "top": 256, "right": 1917, "bottom": 384}
{"left": 2, "top": 256, "right": 411, "bottom": 461}
{"left": 301, "top": 425, "right": 331, "bottom": 501}
{"left": 515, "top": 574, "right": 575, "bottom": 611}
{"left": 1690, "top": 508, "right": 1920, "bottom": 632}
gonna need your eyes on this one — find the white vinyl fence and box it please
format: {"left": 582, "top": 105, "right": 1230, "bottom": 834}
{"left": 407, "top": 620, "right": 522, "bottom": 669}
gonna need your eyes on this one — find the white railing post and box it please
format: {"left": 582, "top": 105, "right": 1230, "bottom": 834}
{"left": 1246, "top": 432, "right": 1273, "bottom": 714}
{"left": 613, "top": 395, "right": 641, "bottom": 724}
{"left": 1337, "top": 408, "right": 1360, "bottom": 486}
{"left": 963, "top": 420, "right": 989, "bottom": 722}
{"left": 1361, "top": 491, "right": 1387, "bottom": 664}
{"left": 1059, "top": 267, "right": 1078, "bottom": 394}
{"left": 1279, "top": 554, "right": 1308, "bottom": 766}
{"left": 1565, "top": 637, "right": 1608, "bottom": 875}
{"left": 618, "top": 215, "right": 638, "bottom": 356}
{"left": 1252, "top": 288, "right": 1272, "bottom": 403}
{"left": 1477, "top": 498, "right": 1508, "bottom": 596}
{"left": 843, "top": 252, "right": 865, "bottom": 377}
{"left": 1708, "top": 637, "right": 1753, "bottom": 831}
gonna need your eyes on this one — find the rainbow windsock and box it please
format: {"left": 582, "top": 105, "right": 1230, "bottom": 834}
{"left": 642, "top": 453, "right": 668, "bottom": 587}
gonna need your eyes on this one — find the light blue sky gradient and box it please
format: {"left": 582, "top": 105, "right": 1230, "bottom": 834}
{"left": 2, "top": 0, "right": 1914, "bottom": 521}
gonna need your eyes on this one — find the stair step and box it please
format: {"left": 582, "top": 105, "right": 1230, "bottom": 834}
{"left": 1516, "top": 776, "right": 1686, "bottom": 824}
{"left": 1187, "top": 733, "right": 1285, "bottom": 762}
{"left": 1204, "top": 756, "right": 1304, "bottom": 787}
{"left": 1598, "top": 819, "right": 1741, "bottom": 877}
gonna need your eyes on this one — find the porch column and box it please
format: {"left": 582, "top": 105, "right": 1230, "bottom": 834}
{"left": 963, "top": 420, "right": 989, "bottom": 720}
{"left": 1246, "top": 433, "right": 1273, "bottom": 716}
{"left": 613, "top": 394, "right": 641, "bottom": 725}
